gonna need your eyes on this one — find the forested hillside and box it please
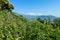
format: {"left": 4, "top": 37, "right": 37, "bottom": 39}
{"left": 0, "top": 0, "right": 60, "bottom": 40}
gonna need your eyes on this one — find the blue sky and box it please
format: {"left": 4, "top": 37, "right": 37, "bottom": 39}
{"left": 10, "top": 0, "right": 60, "bottom": 17}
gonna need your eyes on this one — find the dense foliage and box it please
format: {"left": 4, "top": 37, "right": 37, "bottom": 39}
{"left": 0, "top": 10, "right": 60, "bottom": 40}
{"left": 0, "top": 0, "right": 60, "bottom": 40}
{"left": 0, "top": 0, "right": 14, "bottom": 11}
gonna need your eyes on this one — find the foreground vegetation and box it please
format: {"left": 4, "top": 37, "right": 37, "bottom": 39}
{"left": 0, "top": 0, "right": 60, "bottom": 40}
{"left": 0, "top": 10, "right": 60, "bottom": 40}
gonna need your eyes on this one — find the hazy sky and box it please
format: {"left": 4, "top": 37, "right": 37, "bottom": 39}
{"left": 10, "top": 0, "right": 60, "bottom": 17}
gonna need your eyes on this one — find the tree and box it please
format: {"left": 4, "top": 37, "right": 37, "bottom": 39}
{"left": 53, "top": 18, "right": 60, "bottom": 27}
{"left": 37, "top": 18, "right": 44, "bottom": 23}
{"left": 0, "top": 0, "right": 14, "bottom": 11}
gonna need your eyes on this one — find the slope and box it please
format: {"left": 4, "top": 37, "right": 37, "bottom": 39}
{"left": 0, "top": 10, "right": 28, "bottom": 40}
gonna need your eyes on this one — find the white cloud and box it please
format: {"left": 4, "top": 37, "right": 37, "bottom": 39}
{"left": 25, "top": 12, "right": 51, "bottom": 16}
{"left": 26, "top": 12, "right": 43, "bottom": 16}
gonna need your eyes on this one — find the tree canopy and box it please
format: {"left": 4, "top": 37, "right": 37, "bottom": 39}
{"left": 0, "top": 0, "right": 14, "bottom": 11}
{"left": 54, "top": 18, "right": 60, "bottom": 27}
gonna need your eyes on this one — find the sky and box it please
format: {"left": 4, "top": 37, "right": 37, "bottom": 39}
{"left": 10, "top": 0, "right": 60, "bottom": 17}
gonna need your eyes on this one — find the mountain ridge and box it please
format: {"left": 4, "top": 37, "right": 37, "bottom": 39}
{"left": 23, "top": 15, "right": 56, "bottom": 21}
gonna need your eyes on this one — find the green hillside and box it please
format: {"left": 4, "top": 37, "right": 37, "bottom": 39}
{"left": 0, "top": 10, "right": 60, "bottom": 40}
{"left": 0, "top": 0, "right": 60, "bottom": 40}
{"left": 0, "top": 10, "right": 28, "bottom": 40}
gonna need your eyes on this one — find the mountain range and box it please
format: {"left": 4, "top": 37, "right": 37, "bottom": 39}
{"left": 23, "top": 15, "right": 56, "bottom": 21}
